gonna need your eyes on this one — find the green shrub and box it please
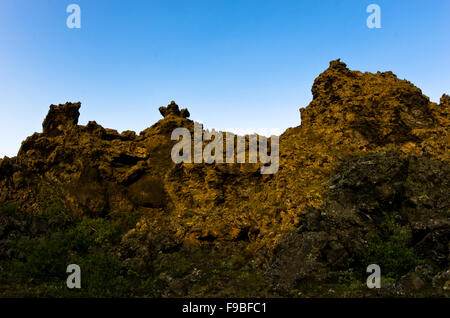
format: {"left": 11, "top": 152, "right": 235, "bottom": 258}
{"left": 11, "top": 231, "right": 70, "bottom": 281}
{"left": 0, "top": 202, "right": 18, "bottom": 215}
{"left": 9, "top": 216, "right": 122, "bottom": 284}
{"left": 349, "top": 214, "right": 419, "bottom": 279}
{"left": 68, "top": 248, "right": 125, "bottom": 296}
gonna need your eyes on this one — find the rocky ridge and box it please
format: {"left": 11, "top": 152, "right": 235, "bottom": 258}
{"left": 0, "top": 60, "right": 448, "bottom": 297}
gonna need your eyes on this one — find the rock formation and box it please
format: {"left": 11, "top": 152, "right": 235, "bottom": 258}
{"left": 0, "top": 60, "right": 448, "bottom": 297}
{"left": 159, "top": 101, "right": 190, "bottom": 119}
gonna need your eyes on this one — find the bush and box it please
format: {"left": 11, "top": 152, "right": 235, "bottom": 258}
{"left": 349, "top": 215, "right": 419, "bottom": 279}
{"left": 9, "top": 216, "right": 123, "bottom": 285}
{"left": 0, "top": 202, "right": 18, "bottom": 215}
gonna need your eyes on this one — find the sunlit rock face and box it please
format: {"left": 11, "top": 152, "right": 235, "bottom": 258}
{"left": 0, "top": 60, "right": 448, "bottom": 297}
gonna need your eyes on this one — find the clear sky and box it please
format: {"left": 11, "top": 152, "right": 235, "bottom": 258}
{"left": 1, "top": 0, "right": 449, "bottom": 157}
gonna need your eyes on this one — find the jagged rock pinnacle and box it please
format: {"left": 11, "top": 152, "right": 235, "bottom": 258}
{"left": 440, "top": 94, "right": 450, "bottom": 107}
{"left": 42, "top": 102, "right": 81, "bottom": 136}
{"left": 328, "top": 58, "right": 349, "bottom": 72}
{"left": 159, "top": 101, "right": 190, "bottom": 119}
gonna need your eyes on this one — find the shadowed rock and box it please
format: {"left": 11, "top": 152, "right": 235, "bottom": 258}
{"left": 159, "top": 101, "right": 190, "bottom": 118}
{"left": 42, "top": 102, "right": 81, "bottom": 136}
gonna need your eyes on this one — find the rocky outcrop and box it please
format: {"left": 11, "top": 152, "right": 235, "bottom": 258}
{"left": 0, "top": 60, "right": 448, "bottom": 297}
{"left": 271, "top": 152, "right": 449, "bottom": 295}
{"left": 159, "top": 101, "right": 190, "bottom": 118}
{"left": 297, "top": 60, "right": 448, "bottom": 163}
{"left": 42, "top": 102, "right": 81, "bottom": 136}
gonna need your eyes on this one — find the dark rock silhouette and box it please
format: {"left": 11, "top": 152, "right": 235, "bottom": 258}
{"left": 42, "top": 102, "right": 81, "bottom": 136}
{"left": 159, "top": 101, "right": 190, "bottom": 118}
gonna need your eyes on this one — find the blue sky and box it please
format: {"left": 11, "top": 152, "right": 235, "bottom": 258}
{"left": 1, "top": 0, "right": 449, "bottom": 157}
